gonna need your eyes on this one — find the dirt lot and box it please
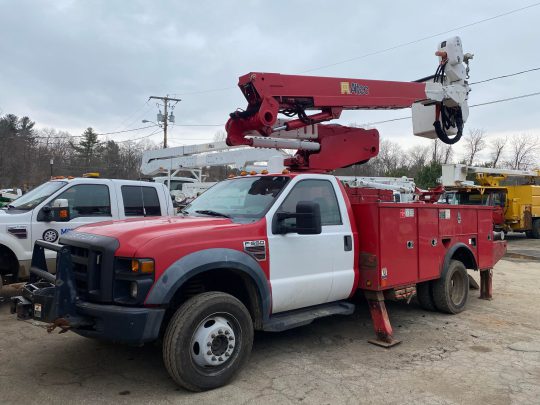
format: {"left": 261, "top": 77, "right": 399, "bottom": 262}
{"left": 1, "top": 236, "right": 539, "bottom": 404}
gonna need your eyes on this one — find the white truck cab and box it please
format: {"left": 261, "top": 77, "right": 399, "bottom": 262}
{"left": 0, "top": 178, "right": 174, "bottom": 283}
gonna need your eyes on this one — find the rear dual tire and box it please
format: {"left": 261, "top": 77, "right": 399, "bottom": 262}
{"left": 416, "top": 281, "right": 436, "bottom": 311}
{"left": 417, "top": 260, "right": 469, "bottom": 314}
{"left": 432, "top": 260, "right": 469, "bottom": 314}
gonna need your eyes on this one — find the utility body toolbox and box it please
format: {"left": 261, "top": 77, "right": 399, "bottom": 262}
{"left": 350, "top": 201, "right": 503, "bottom": 292}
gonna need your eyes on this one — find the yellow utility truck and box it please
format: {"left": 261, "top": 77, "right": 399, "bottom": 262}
{"left": 441, "top": 164, "right": 540, "bottom": 238}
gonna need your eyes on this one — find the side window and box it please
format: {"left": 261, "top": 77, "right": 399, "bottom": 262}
{"left": 55, "top": 184, "right": 111, "bottom": 219}
{"left": 491, "top": 192, "right": 505, "bottom": 207}
{"left": 121, "top": 186, "right": 162, "bottom": 217}
{"left": 278, "top": 180, "right": 342, "bottom": 226}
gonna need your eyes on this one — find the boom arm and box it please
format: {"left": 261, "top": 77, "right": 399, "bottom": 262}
{"left": 140, "top": 141, "right": 288, "bottom": 176}
{"left": 225, "top": 37, "right": 471, "bottom": 172}
{"left": 442, "top": 164, "right": 540, "bottom": 187}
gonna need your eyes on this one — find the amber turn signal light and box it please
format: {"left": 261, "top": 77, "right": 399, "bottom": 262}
{"left": 131, "top": 259, "right": 155, "bottom": 274}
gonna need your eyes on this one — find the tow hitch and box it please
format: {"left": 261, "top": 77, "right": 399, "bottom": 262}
{"left": 10, "top": 280, "right": 56, "bottom": 321}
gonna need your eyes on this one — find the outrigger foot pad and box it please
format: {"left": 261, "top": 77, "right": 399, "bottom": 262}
{"left": 364, "top": 291, "right": 400, "bottom": 348}
{"left": 368, "top": 337, "right": 401, "bottom": 348}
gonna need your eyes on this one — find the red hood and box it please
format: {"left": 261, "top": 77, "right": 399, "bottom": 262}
{"left": 75, "top": 216, "right": 235, "bottom": 256}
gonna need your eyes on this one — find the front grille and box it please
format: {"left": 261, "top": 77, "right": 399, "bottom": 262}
{"left": 59, "top": 232, "right": 119, "bottom": 303}
{"left": 69, "top": 246, "right": 102, "bottom": 300}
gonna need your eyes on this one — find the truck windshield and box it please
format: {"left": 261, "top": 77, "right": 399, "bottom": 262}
{"left": 456, "top": 192, "right": 489, "bottom": 206}
{"left": 183, "top": 176, "right": 290, "bottom": 221}
{"left": 8, "top": 181, "right": 67, "bottom": 210}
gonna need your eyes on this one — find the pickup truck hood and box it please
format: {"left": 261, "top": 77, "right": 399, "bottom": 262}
{"left": 73, "top": 216, "right": 236, "bottom": 256}
{"left": 0, "top": 208, "right": 32, "bottom": 223}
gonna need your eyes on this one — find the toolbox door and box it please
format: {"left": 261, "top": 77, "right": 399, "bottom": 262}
{"left": 379, "top": 206, "right": 418, "bottom": 288}
{"left": 417, "top": 207, "right": 444, "bottom": 281}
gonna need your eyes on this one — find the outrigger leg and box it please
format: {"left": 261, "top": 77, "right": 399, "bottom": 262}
{"left": 364, "top": 291, "right": 401, "bottom": 348}
{"left": 479, "top": 269, "right": 493, "bottom": 300}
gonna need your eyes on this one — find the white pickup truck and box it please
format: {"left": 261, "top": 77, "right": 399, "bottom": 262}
{"left": 0, "top": 178, "right": 174, "bottom": 285}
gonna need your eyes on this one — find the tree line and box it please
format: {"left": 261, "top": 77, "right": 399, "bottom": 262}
{"left": 335, "top": 128, "right": 539, "bottom": 189}
{"left": 0, "top": 114, "right": 158, "bottom": 190}
{"left": 1, "top": 113, "right": 538, "bottom": 191}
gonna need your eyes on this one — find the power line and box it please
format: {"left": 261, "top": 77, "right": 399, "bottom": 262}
{"left": 300, "top": 3, "right": 540, "bottom": 73}
{"left": 360, "top": 91, "right": 540, "bottom": 126}
{"left": 470, "top": 67, "right": 540, "bottom": 85}
{"left": 170, "top": 124, "right": 222, "bottom": 127}
{"left": 169, "top": 87, "right": 235, "bottom": 97}
{"left": 33, "top": 125, "right": 158, "bottom": 139}
{"left": 114, "top": 100, "right": 154, "bottom": 133}
{"left": 95, "top": 125, "right": 158, "bottom": 136}
{"left": 117, "top": 127, "right": 163, "bottom": 143}
{"left": 469, "top": 91, "right": 540, "bottom": 107}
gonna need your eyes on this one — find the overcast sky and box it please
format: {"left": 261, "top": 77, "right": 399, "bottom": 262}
{"left": 1, "top": 0, "right": 539, "bottom": 161}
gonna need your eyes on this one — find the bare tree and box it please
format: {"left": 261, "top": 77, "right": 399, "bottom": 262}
{"left": 371, "top": 139, "right": 406, "bottom": 175}
{"left": 431, "top": 139, "right": 446, "bottom": 164}
{"left": 441, "top": 144, "right": 453, "bottom": 164}
{"left": 505, "top": 134, "right": 539, "bottom": 170}
{"left": 463, "top": 129, "right": 486, "bottom": 166}
{"left": 213, "top": 130, "right": 227, "bottom": 142}
{"left": 489, "top": 137, "right": 507, "bottom": 168}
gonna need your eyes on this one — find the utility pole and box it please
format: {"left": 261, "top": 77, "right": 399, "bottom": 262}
{"left": 148, "top": 96, "right": 181, "bottom": 148}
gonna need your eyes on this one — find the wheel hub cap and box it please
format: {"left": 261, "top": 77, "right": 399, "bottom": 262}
{"left": 192, "top": 315, "right": 236, "bottom": 367}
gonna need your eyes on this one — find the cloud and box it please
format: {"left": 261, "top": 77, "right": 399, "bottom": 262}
{"left": 0, "top": 0, "right": 538, "bottom": 159}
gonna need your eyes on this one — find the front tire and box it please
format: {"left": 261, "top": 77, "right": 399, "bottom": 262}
{"left": 163, "top": 292, "right": 254, "bottom": 391}
{"left": 432, "top": 260, "right": 469, "bottom": 314}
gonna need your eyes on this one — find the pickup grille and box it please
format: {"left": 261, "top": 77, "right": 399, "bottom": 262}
{"left": 59, "top": 232, "right": 119, "bottom": 303}
{"left": 70, "top": 246, "right": 102, "bottom": 300}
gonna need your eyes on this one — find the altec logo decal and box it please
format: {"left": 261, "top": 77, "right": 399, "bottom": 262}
{"left": 340, "top": 81, "right": 369, "bottom": 95}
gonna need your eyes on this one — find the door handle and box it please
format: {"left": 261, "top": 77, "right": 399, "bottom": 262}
{"left": 344, "top": 235, "right": 352, "bottom": 251}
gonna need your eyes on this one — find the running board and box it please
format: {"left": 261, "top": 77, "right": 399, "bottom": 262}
{"left": 262, "top": 302, "right": 355, "bottom": 332}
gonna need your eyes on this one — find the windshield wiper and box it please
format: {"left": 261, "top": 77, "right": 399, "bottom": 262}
{"left": 195, "top": 209, "right": 231, "bottom": 218}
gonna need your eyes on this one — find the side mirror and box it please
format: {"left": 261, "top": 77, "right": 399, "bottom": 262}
{"left": 273, "top": 201, "right": 322, "bottom": 235}
{"left": 51, "top": 199, "right": 70, "bottom": 222}
{"left": 38, "top": 205, "right": 52, "bottom": 222}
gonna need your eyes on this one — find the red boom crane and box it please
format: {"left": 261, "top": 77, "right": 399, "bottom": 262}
{"left": 226, "top": 36, "right": 472, "bottom": 172}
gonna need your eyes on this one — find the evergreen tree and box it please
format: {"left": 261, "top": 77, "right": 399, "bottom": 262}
{"left": 416, "top": 161, "right": 442, "bottom": 189}
{"left": 71, "top": 127, "right": 102, "bottom": 171}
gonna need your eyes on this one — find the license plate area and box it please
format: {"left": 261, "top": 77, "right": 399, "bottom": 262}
{"left": 18, "top": 281, "right": 57, "bottom": 322}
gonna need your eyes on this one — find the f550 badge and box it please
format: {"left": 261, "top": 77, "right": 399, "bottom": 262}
{"left": 243, "top": 240, "right": 266, "bottom": 261}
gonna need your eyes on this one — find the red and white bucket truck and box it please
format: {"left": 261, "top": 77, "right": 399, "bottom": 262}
{"left": 11, "top": 37, "right": 505, "bottom": 392}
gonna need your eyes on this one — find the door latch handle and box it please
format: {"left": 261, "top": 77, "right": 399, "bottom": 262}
{"left": 344, "top": 235, "right": 352, "bottom": 251}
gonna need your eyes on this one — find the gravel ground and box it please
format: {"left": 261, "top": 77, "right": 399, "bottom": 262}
{"left": 1, "top": 236, "right": 539, "bottom": 405}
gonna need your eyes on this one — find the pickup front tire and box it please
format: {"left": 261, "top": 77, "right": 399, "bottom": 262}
{"left": 163, "top": 292, "right": 254, "bottom": 391}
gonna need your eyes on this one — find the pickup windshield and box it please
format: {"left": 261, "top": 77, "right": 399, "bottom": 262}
{"left": 183, "top": 176, "right": 290, "bottom": 221}
{"left": 8, "top": 181, "right": 67, "bottom": 210}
